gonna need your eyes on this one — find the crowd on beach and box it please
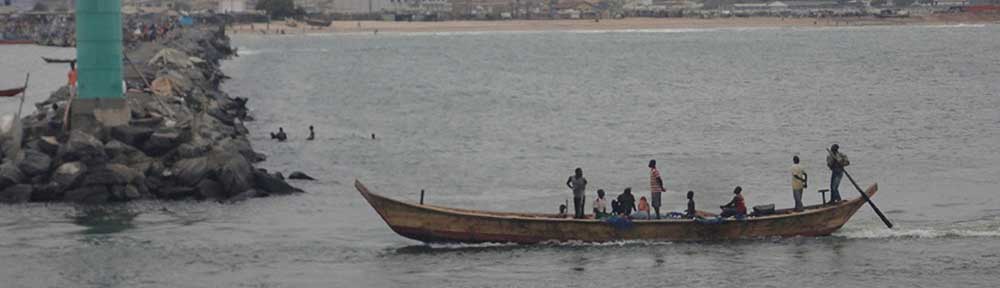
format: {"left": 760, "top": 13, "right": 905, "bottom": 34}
{"left": 562, "top": 144, "right": 851, "bottom": 222}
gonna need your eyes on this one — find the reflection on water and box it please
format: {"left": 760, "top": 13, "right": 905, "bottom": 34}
{"left": 70, "top": 205, "right": 139, "bottom": 235}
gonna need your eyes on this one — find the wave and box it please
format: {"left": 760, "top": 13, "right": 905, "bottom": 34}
{"left": 838, "top": 228, "right": 1000, "bottom": 239}
{"left": 236, "top": 48, "right": 262, "bottom": 56}
{"left": 919, "top": 23, "right": 988, "bottom": 29}
{"left": 420, "top": 239, "right": 676, "bottom": 250}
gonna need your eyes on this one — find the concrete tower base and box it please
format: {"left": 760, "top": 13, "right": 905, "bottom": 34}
{"left": 70, "top": 98, "right": 131, "bottom": 134}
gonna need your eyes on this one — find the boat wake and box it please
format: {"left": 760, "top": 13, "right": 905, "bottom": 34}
{"left": 838, "top": 227, "right": 1000, "bottom": 239}
{"left": 420, "top": 240, "right": 676, "bottom": 250}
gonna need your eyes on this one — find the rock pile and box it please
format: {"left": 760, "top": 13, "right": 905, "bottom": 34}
{"left": 0, "top": 25, "right": 303, "bottom": 204}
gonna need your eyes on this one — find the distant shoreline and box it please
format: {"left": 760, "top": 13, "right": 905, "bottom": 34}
{"left": 228, "top": 14, "right": 998, "bottom": 34}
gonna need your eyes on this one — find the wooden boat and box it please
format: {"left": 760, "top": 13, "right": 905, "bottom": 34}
{"left": 0, "top": 39, "right": 34, "bottom": 45}
{"left": 42, "top": 57, "right": 76, "bottom": 64}
{"left": 356, "top": 179, "right": 879, "bottom": 243}
{"left": 0, "top": 87, "right": 26, "bottom": 97}
{"left": 305, "top": 18, "right": 332, "bottom": 27}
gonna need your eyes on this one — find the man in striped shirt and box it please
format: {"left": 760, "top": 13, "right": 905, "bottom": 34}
{"left": 649, "top": 159, "right": 666, "bottom": 219}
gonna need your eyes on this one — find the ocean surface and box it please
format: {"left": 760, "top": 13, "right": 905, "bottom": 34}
{"left": 3, "top": 24, "right": 1000, "bottom": 287}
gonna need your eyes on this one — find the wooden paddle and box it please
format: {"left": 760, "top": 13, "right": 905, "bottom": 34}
{"left": 828, "top": 149, "right": 893, "bottom": 229}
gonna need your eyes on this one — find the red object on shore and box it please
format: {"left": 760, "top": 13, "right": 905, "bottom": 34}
{"left": 0, "top": 39, "right": 34, "bottom": 45}
{"left": 967, "top": 5, "right": 1000, "bottom": 12}
{"left": 0, "top": 87, "right": 26, "bottom": 97}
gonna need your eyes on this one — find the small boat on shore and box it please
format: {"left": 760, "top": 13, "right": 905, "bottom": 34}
{"left": 305, "top": 18, "right": 332, "bottom": 27}
{"left": 356, "top": 179, "right": 878, "bottom": 243}
{"left": 0, "top": 86, "right": 26, "bottom": 97}
{"left": 41, "top": 57, "right": 76, "bottom": 64}
{"left": 0, "top": 39, "right": 34, "bottom": 45}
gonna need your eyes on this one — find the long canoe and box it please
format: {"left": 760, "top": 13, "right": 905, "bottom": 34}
{"left": 42, "top": 57, "right": 76, "bottom": 64}
{"left": 356, "top": 179, "right": 878, "bottom": 243}
{"left": 0, "top": 39, "right": 34, "bottom": 45}
{"left": 0, "top": 87, "right": 25, "bottom": 97}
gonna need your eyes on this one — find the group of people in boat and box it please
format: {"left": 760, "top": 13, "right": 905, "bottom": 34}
{"left": 561, "top": 144, "right": 851, "bottom": 220}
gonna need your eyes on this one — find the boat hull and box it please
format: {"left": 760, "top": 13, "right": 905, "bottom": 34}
{"left": 357, "top": 180, "right": 876, "bottom": 243}
{"left": 0, "top": 87, "right": 26, "bottom": 97}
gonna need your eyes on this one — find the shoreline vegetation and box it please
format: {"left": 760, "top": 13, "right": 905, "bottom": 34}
{"left": 228, "top": 14, "right": 1000, "bottom": 34}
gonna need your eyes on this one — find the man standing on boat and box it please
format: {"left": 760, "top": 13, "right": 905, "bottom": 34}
{"left": 566, "top": 168, "right": 588, "bottom": 219}
{"left": 827, "top": 144, "right": 850, "bottom": 203}
{"left": 649, "top": 160, "right": 665, "bottom": 219}
{"left": 791, "top": 156, "right": 807, "bottom": 211}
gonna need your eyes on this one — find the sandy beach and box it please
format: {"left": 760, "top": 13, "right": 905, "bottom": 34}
{"left": 229, "top": 13, "right": 999, "bottom": 34}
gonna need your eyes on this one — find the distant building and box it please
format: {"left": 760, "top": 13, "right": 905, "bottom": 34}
{"left": 218, "top": 0, "right": 248, "bottom": 12}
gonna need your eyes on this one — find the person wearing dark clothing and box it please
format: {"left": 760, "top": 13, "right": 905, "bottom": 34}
{"left": 827, "top": 144, "right": 850, "bottom": 202}
{"left": 685, "top": 190, "right": 697, "bottom": 219}
{"left": 307, "top": 125, "right": 315, "bottom": 141}
{"left": 566, "top": 168, "right": 588, "bottom": 219}
{"left": 616, "top": 187, "right": 636, "bottom": 216}
{"left": 720, "top": 186, "right": 747, "bottom": 218}
{"left": 270, "top": 127, "right": 287, "bottom": 141}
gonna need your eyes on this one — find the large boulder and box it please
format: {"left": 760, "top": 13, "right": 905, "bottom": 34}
{"left": 51, "top": 162, "right": 86, "bottom": 189}
{"left": 17, "top": 149, "right": 53, "bottom": 177}
{"left": 35, "top": 136, "right": 60, "bottom": 155}
{"left": 110, "top": 185, "right": 142, "bottom": 201}
{"left": 104, "top": 140, "right": 142, "bottom": 164}
{"left": 59, "top": 130, "right": 107, "bottom": 166}
{"left": 142, "top": 130, "right": 181, "bottom": 156}
{"left": 176, "top": 138, "right": 211, "bottom": 159}
{"left": 211, "top": 151, "right": 253, "bottom": 196}
{"left": 110, "top": 126, "right": 155, "bottom": 148}
{"left": 252, "top": 169, "right": 303, "bottom": 196}
{"left": 288, "top": 171, "right": 315, "bottom": 181}
{"left": 30, "top": 182, "right": 63, "bottom": 202}
{"left": 0, "top": 184, "right": 33, "bottom": 204}
{"left": 226, "top": 189, "right": 260, "bottom": 202}
{"left": 65, "top": 186, "right": 110, "bottom": 204}
{"left": 156, "top": 186, "right": 196, "bottom": 200}
{"left": 106, "top": 164, "right": 144, "bottom": 185}
{"left": 195, "top": 179, "right": 225, "bottom": 200}
{"left": 0, "top": 161, "right": 25, "bottom": 190}
{"left": 81, "top": 164, "right": 140, "bottom": 187}
{"left": 172, "top": 157, "right": 211, "bottom": 186}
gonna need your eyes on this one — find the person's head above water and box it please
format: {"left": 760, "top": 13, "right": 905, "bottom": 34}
{"left": 734, "top": 186, "right": 742, "bottom": 194}
{"left": 597, "top": 189, "right": 605, "bottom": 198}
{"left": 279, "top": 127, "right": 284, "bottom": 132}
{"left": 309, "top": 125, "right": 314, "bottom": 131}
{"left": 793, "top": 155, "right": 800, "bottom": 164}
{"left": 574, "top": 168, "right": 582, "bottom": 177}
{"left": 831, "top": 144, "right": 839, "bottom": 152}
{"left": 648, "top": 159, "right": 656, "bottom": 168}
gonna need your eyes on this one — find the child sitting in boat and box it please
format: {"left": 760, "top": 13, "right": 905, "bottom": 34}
{"left": 632, "top": 197, "right": 652, "bottom": 220}
{"left": 557, "top": 204, "right": 569, "bottom": 218}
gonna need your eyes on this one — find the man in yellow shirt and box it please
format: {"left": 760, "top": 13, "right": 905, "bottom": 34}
{"left": 791, "top": 156, "right": 807, "bottom": 211}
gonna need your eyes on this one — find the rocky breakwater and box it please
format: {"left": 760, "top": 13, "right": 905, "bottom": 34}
{"left": 0, "top": 25, "right": 304, "bottom": 204}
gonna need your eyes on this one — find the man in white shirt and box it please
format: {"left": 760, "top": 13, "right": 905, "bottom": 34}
{"left": 593, "top": 189, "right": 608, "bottom": 218}
{"left": 791, "top": 155, "right": 808, "bottom": 211}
